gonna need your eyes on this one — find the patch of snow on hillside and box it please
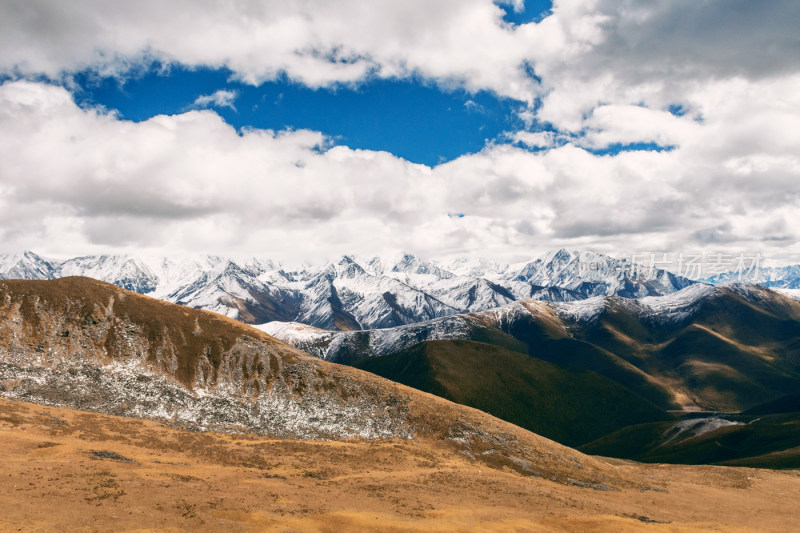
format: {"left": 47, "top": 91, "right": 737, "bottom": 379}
{"left": 549, "top": 296, "right": 607, "bottom": 323}
{"left": 774, "top": 288, "right": 800, "bottom": 302}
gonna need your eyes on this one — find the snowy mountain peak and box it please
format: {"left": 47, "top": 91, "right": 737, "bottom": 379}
{"left": 544, "top": 248, "right": 581, "bottom": 265}
{"left": 703, "top": 263, "right": 800, "bottom": 291}
{"left": 57, "top": 254, "right": 160, "bottom": 293}
{"left": 443, "top": 256, "right": 509, "bottom": 278}
{"left": 0, "top": 249, "right": 699, "bottom": 330}
{"left": 243, "top": 257, "right": 280, "bottom": 276}
{"left": 0, "top": 250, "right": 55, "bottom": 280}
{"left": 335, "top": 255, "right": 367, "bottom": 278}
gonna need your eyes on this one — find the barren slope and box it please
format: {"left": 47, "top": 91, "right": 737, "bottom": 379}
{"left": 2, "top": 398, "right": 800, "bottom": 532}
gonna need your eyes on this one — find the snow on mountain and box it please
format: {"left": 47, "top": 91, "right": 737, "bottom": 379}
{"left": 0, "top": 249, "right": 696, "bottom": 331}
{"left": 0, "top": 251, "right": 55, "bottom": 280}
{"left": 360, "top": 253, "right": 520, "bottom": 315}
{"left": 264, "top": 282, "right": 792, "bottom": 363}
{"left": 294, "top": 256, "right": 460, "bottom": 330}
{"left": 548, "top": 296, "right": 609, "bottom": 324}
{"left": 441, "top": 256, "right": 511, "bottom": 279}
{"left": 257, "top": 314, "right": 473, "bottom": 362}
{"left": 635, "top": 283, "right": 718, "bottom": 323}
{"left": 551, "top": 282, "right": 787, "bottom": 327}
{"left": 56, "top": 255, "right": 159, "bottom": 293}
{"left": 362, "top": 251, "right": 454, "bottom": 280}
{"left": 165, "top": 260, "right": 270, "bottom": 319}
{"left": 262, "top": 297, "right": 582, "bottom": 362}
{"left": 143, "top": 255, "right": 229, "bottom": 297}
{"left": 704, "top": 264, "right": 800, "bottom": 290}
{"left": 162, "top": 258, "right": 304, "bottom": 324}
{"left": 775, "top": 288, "right": 800, "bottom": 302}
{"left": 505, "top": 249, "right": 693, "bottom": 299}
{"left": 422, "top": 276, "right": 518, "bottom": 312}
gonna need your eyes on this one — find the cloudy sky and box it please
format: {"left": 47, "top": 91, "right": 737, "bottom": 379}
{"left": 1, "top": 0, "right": 798, "bottom": 265}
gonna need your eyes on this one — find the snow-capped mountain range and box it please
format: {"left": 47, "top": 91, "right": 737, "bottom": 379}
{"left": 703, "top": 264, "right": 800, "bottom": 290}
{"left": 258, "top": 282, "right": 789, "bottom": 364}
{"left": 0, "top": 249, "right": 695, "bottom": 330}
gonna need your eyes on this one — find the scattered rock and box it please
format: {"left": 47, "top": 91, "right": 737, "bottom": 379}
{"left": 629, "top": 513, "right": 671, "bottom": 524}
{"left": 567, "top": 478, "right": 613, "bottom": 491}
{"left": 90, "top": 450, "right": 134, "bottom": 463}
{"left": 639, "top": 485, "right": 669, "bottom": 493}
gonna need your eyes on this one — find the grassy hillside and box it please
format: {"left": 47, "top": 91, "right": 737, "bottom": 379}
{"left": 554, "top": 290, "right": 800, "bottom": 412}
{"left": 580, "top": 412, "right": 800, "bottom": 469}
{"left": 0, "top": 277, "right": 640, "bottom": 484}
{"left": 743, "top": 392, "right": 800, "bottom": 415}
{"left": 355, "top": 339, "right": 671, "bottom": 447}
{"left": 5, "top": 397, "right": 800, "bottom": 532}
{"left": 346, "top": 287, "right": 800, "bottom": 461}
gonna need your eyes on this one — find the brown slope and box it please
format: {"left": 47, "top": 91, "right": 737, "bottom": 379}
{"left": 3, "top": 397, "right": 800, "bottom": 532}
{"left": 576, "top": 287, "right": 800, "bottom": 411}
{"left": 469, "top": 286, "right": 800, "bottom": 413}
{"left": 0, "top": 276, "right": 630, "bottom": 488}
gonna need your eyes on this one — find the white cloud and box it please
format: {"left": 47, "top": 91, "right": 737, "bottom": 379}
{"left": 0, "top": 2, "right": 799, "bottom": 264}
{"left": 497, "top": 0, "right": 525, "bottom": 14}
{"left": 510, "top": 131, "right": 556, "bottom": 149}
{"left": 191, "top": 89, "right": 238, "bottom": 110}
{"left": 527, "top": 0, "right": 800, "bottom": 136}
{"left": 577, "top": 104, "right": 700, "bottom": 149}
{"left": 0, "top": 0, "right": 541, "bottom": 101}
{"left": 1, "top": 80, "right": 799, "bottom": 265}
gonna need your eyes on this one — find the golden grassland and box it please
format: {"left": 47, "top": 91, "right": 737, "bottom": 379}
{"left": 2, "top": 398, "right": 800, "bottom": 533}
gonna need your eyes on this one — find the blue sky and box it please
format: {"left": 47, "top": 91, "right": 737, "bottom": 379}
{"left": 64, "top": 1, "right": 556, "bottom": 167}
{"left": 0, "top": 0, "right": 798, "bottom": 264}
{"left": 499, "top": 0, "right": 553, "bottom": 24}
{"left": 73, "top": 66, "right": 530, "bottom": 166}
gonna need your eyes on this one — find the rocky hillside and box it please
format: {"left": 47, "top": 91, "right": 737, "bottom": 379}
{"left": 0, "top": 277, "right": 409, "bottom": 440}
{"left": 0, "top": 276, "right": 630, "bottom": 487}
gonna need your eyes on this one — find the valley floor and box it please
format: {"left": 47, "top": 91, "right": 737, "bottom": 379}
{"left": 1, "top": 398, "right": 799, "bottom": 532}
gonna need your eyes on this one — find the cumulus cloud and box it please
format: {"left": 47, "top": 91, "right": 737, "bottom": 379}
{"left": 528, "top": 0, "right": 800, "bottom": 135}
{"left": 191, "top": 89, "right": 238, "bottom": 110}
{"left": 0, "top": 1, "right": 799, "bottom": 264}
{"left": 1, "top": 1, "right": 797, "bottom": 110}
{"left": 509, "top": 131, "right": 557, "bottom": 149}
{"left": 3, "top": 1, "right": 798, "bottom": 146}
{"left": 0, "top": 80, "right": 798, "bottom": 264}
{"left": 0, "top": 0, "right": 540, "bottom": 101}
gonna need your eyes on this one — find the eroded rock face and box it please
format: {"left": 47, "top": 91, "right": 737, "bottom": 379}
{"left": 0, "top": 277, "right": 413, "bottom": 439}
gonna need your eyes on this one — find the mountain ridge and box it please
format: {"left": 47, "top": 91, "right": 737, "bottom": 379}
{"left": 264, "top": 283, "right": 800, "bottom": 415}
{"left": 0, "top": 249, "right": 695, "bottom": 331}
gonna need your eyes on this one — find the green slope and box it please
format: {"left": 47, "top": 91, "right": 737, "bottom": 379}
{"left": 580, "top": 412, "right": 800, "bottom": 469}
{"left": 557, "top": 291, "right": 800, "bottom": 412}
{"left": 354, "top": 339, "right": 671, "bottom": 447}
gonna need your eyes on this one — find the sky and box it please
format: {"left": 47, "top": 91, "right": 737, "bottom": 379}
{"left": 0, "top": 0, "right": 799, "bottom": 265}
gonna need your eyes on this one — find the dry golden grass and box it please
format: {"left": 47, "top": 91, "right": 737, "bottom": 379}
{"left": 2, "top": 397, "right": 800, "bottom": 532}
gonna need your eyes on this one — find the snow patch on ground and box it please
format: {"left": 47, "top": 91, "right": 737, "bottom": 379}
{"left": 774, "top": 288, "right": 800, "bottom": 302}
{"left": 660, "top": 417, "right": 744, "bottom": 447}
{"left": 549, "top": 296, "right": 607, "bottom": 323}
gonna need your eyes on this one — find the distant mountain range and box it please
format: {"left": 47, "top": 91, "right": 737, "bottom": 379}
{"left": 263, "top": 283, "right": 800, "bottom": 411}
{"left": 703, "top": 263, "right": 800, "bottom": 290}
{"left": 0, "top": 249, "right": 694, "bottom": 330}
{"left": 264, "top": 283, "right": 800, "bottom": 459}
